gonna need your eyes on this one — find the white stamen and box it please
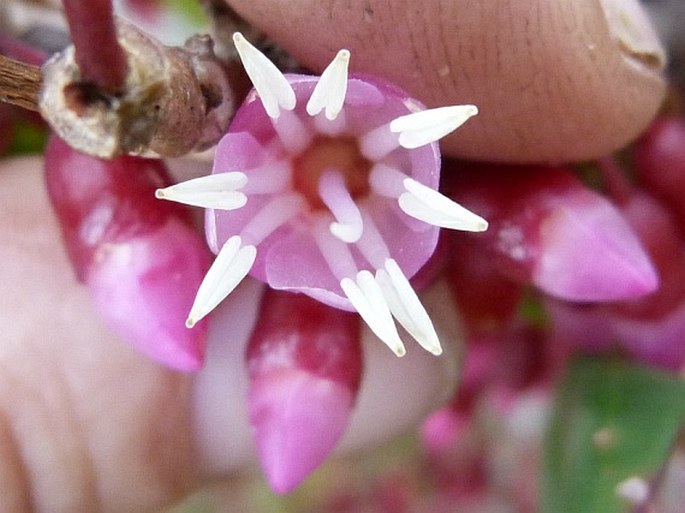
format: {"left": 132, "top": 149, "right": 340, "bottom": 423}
{"left": 186, "top": 235, "right": 256, "bottom": 327}
{"left": 341, "top": 271, "right": 406, "bottom": 356}
{"left": 155, "top": 172, "right": 248, "bottom": 210}
{"left": 306, "top": 49, "right": 350, "bottom": 120}
{"left": 272, "top": 109, "right": 312, "bottom": 153}
{"left": 233, "top": 32, "right": 296, "bottom": 119}
{"left": 390, "top": 105, "right": 478, "bottom": 148}
{"left": 359, "top": 124, "right": 400, "bottom": 161}
{"left": 318, "top": 169, "right": 363, "bottom": 243}
{"left": 355, "top": 209, "right": 390, "bottom": 269}
{"left": 240, "top": 193, "right": 305, "bottom": 246}
{"left": 242, "top": 161, "right": 292, "bottom": 195}
{"left": 376, "top": 259, "right": 442, "bottom": 355}
{"left": 399, "top": 178, "right": 488, "bottom": 231}
{"left": 369, "top": 163, "right": 408, "bottom": 198}
{"left": 314, "top": 217, "right": 358, "bottom": 280}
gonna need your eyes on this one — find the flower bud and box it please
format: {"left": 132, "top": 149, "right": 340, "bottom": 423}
{"left": 44, "top": 136, "right": 210, "bottom": 370}
{"left": 246, "top": 289, "right": 362, "bottom": 493}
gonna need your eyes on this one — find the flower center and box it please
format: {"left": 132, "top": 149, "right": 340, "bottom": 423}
{"left": 292, "top": 135, "right": 371, "bottom": 211}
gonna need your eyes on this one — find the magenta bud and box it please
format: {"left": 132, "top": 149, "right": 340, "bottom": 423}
{"left": 547, "top": 192, "right": 685, "bottom": 371}
{"left": 531, "top": 186, "right": 658, "bottom": 301}
{"left": 246, "top": 290, "right": 362, "bottom": 494}
{"left": 446, "top": 163, "right": 658, "bottom": 302}
{"left": 86, "top": 217, "right": 209, "bottom": 370}
{"left": 44, "top": 136, "right": 211, "bottom": 371}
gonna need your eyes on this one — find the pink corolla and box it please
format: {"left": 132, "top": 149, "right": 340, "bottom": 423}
{"left": 157, "top": 33, "right": 486, "bottom": 356}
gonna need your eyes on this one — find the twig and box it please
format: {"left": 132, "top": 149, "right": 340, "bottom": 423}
{"left": 0, "top": 53, "right": 40, "bottom": 111}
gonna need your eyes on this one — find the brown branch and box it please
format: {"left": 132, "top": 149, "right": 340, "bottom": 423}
{"left": 0, "top": 53, "right": 41, "bottom": 111}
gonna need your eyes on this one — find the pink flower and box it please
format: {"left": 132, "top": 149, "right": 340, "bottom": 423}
{"left": 157, "top": 33, "right": 486, "bottom": 356}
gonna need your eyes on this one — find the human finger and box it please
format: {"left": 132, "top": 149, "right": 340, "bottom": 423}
{"left": 226, "top": 0, "right": 666, "bottom": 162}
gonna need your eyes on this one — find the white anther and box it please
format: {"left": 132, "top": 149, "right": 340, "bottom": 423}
{"left": 155, "top": 172, "right": 248, "bottom": 210}
{"left": 341, "top": 271, "right": 406, "bottom": 356}
{"left": 306, "top": 49, "right": 350, "bottom": 120}
{"left": 399, "top": 178, "right": 488, "bottom": 232}
{"left": 233, "top": 32, "right": 296, "bottom": 119}
{"left": 318, "top": 169, "right": 363, "bottom": 243}
{"left": 376, "top": 259, "right": 442, "bottom": 355}
{"left": 390, "top": 105, "right": 478, "bottom": 148}
{"left": 186, "top": 235, "right": 256, "bottom": 328}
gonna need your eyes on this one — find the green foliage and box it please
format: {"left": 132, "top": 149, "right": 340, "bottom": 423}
{"left": 543, "top": 356, "right": 685, "bottom": 513}
{"left": 8, "top": 120, "right": 48, "bottom": 156}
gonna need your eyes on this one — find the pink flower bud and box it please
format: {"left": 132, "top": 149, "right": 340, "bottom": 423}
{"left": 44, "top": 136, "right": 210, "bottom": 371}
{"left": 246, "top": 290, "right": 362, "bottom": 493}
{"left": 446, "top": 163, "right": 658, "bottom": 302}
{"left": 547, "top": 192, "right": 685, "bottom": 370}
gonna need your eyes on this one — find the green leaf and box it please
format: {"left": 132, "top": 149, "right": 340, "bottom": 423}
{"left": 542, "top": 356, "right": 685, "bottom": 513}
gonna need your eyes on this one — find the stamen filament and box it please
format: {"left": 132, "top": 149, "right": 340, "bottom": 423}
{"left": 355, "top": 209, "right": 390, "bottom": 269}
{"left": 359, "top": 124, "right": 400, "bottom": 161}
{"left": 242, "top": 161, "right": 292, "bottom": 195}
{"left": 155, "top": 172, "right": 248, "bottom": 210}
{"left": 306, "top": 49, "right": 350, "bottom": 120}
{"left": 399, "top": 178, "right": 488, "bottom": 231}
{"left": 186, "top": 235, "right": 256, "bottom": 327}
{"left": 341, "top": 271, "right": 406, "bottom": 356}
{"left": 273, "top": 109, "right": 312, "bottom": 153}
{"left": 318, "top": 169, "right": 364, "bottom": 243}
{"left": 314, "top": 109, "right": 347, "bottom": 136}
{"left": 241, "top": 193, "right": 306, "bottom": 246}
{"left": 369, "top": 163, "right": 408, "bottom": 198}
{"left": 314, "top": 218, "right": 359, "bottom": 281}
{"left": 233, "top": 32, "right": 296, "bottom": 119}
{"left": 390, "top": 105, "right": 478, "bottom": 148}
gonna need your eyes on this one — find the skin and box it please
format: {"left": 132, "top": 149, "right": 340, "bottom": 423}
{"left": 0, "top": 0, "right": 667, "bottom": 511}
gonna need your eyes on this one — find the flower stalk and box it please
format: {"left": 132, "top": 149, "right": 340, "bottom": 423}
{"left": 61, "top": 0, "right": 128, "bottom": 94}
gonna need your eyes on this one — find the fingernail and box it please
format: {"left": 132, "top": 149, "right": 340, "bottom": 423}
{"left": 599, "top": 0, "right": 666, "bottom": 71}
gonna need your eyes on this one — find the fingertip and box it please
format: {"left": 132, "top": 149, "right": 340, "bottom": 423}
{"left": 227, "top": 0, "right": 667, "bottom": 162}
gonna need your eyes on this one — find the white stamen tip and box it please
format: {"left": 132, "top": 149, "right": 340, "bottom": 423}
{"left": 233, "top": 32, "right": 296, "bottom": 119}
{"left": 399, "top": 178, "right": 488, "bottom": 232}
{"left": 185, "top": 235, "right": 256, "bottom": 327}
{"left": 306, "top": 49, "right": 350, "bottom": 120}
{"left": 155, "top": 172, "right": 248, "bottom": 210}
{"left": 390, "top": 104, "right": 478, "bottom": 148}
{"left": 377, "top": 259, "right": 442, "bottom": 355}
{"left": 341, "top": 272, "right": 406, "bottom": 357}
